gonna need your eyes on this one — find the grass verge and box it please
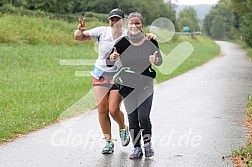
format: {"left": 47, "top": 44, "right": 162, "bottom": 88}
{"left": 230, "top": 42, "right": 252, "bottom": 166}
{"left": 231, "top": 96, "right": 252, "bottom": 166}
{"left": 156, "top": 35, "right": 220, "bottom": 83}
{"left": 0, "top": 43, "right": 96, "bottom": 142}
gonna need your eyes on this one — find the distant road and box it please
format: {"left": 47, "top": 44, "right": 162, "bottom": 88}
{"left": 176, "top": 31, "right": 202, "bottom": 35}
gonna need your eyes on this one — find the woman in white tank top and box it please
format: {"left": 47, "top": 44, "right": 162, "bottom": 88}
{"left": 74, "top": 9, "right": 130, "bottom": 154}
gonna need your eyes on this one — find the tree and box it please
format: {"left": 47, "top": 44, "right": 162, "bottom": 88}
{"left": 217, "top": 0, "right": 236, "bottom": 38}
{"left": 118, "top": 0, "right": 147, "bottom": 16}
{"left": 1, "top": 0, "right": 176, "bottom": 27}
{"left": 210, "top": 15, "right": 225, "bottom": 39}
{"left": 118, "top": 0, "right": 176, "bottom": 25}
{"left": 203, "top": 0, "right": 237, "bottom": 39}
{"left": 0, "top": 0, "right": 10, "bottom": 7}
{"left": 177, "top": 6, "right": 200, "bottom": 31}
{"left": 203, "top": 9, "right": 218, "bottom": 36}
{"left": 241, "top": 13, "right": 252, "bottom": 46}
{"left": 231, "top": 0, "right": 252, "bottom": 46}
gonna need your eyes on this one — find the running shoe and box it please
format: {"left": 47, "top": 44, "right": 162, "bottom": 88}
{"left": 119, "top": 125, "right": 130, "bottom": 146}
{"left": 143, "top": 142, "right": 154, "bottom": 157}
{"left": 101, "top": 140, "right": 114, "bottom": 154}
{"left": 129, "top": 147, "right": 143, "bottom": 159}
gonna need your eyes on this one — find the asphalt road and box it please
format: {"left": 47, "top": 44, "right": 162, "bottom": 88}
{"left": 1, "top": 41, "right": 252, "bottom": 167}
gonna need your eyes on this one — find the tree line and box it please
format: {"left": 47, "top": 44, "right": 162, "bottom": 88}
{"left": 203, "top": 0, "right": 252, "bottom": 47}
{"left": 0, "top": 0, "right": 177, "bottom": 25}
{"left": 0, "top": 0, "right": 203, "bottom": 32}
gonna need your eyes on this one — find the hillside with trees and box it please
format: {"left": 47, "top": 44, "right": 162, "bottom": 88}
{"left": 0, "top": 0, "right": 176, "bottom": 25}
{"left": 175, "top": 4, "right": 214, "bottom": 20}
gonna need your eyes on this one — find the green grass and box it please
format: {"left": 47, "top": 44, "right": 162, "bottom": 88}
{"left": 156, "top": 35, "right": 220, "bottom": 83}
{"left": 0, "top": 14, "right": 220, "bottom": 143}
{"left": 0, "top": 43, "right": 97, "bottom": 142}
{"left": 247, "top": 47, "right": 252, "bottom": 60}
{"left": 0, "top": 14, "right": 106, "bottom": 45}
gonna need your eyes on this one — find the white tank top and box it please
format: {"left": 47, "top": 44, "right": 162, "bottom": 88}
{"left": 88, "top": 26, "right": 127, "bottom": 72}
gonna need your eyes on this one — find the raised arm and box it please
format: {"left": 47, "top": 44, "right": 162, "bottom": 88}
{"left": 73, "top": 18, "right": 91, "bottom": 41}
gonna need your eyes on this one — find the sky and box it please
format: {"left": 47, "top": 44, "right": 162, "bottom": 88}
{"left": 172, "top": 0, "right": 219, "bottom": 5}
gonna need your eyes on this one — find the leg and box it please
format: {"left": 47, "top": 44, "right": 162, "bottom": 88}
{"left": 138, "top": 93, "right": 153, "bottom": 143}
{"left": 93, "top": 85, "right": 111, "bottom": 140}
{"left": 127, "top": 109, "right": 142, "bottom": 148}
{"left": 109, "top": 89, "right": 130, "bottom": 147}
{"left": 108, "top": 90, "right": 125, "bottom": 130}
{"left": 124, "top": 94, "right": 141, "bottom": 148}
{"left": 138, "top": 93, "right": 154, "bottom": 157}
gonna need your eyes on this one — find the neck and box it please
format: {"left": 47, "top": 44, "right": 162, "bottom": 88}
{"left": 112, "top": 29, "right": 123, "bottom": 40}
{"left": 130, "top": 38, "right": 145, "bottom": 46}
{"left": 127, "top": 31, "right": 145, "bottom": 45}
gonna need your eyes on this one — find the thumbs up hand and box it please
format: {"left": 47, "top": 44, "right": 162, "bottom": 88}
{"left": 110, "top": 47, "right": 120, "bottom": 61}
{"left": 78, "top": 18, "right": 86, "bottom": 32}
{"left": 149, "top": 51, "right": 158, "bottom": 64}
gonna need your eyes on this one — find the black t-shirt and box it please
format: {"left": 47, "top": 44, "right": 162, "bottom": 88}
{"left": 107, "top": 37, "right": 163, "bottom": 97}
{"left": 108, "top": 37, "right": 162, "bottom": 77}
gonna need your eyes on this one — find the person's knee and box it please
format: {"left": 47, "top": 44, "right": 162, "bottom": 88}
{"left": 98, "top": 103, "right": 109, "bottom": 114}
{"left": 109, "top": 105, "right": 120, "bottom": 118}
{"left": 139, "top": 115, "right": 150, "bottom": 124}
